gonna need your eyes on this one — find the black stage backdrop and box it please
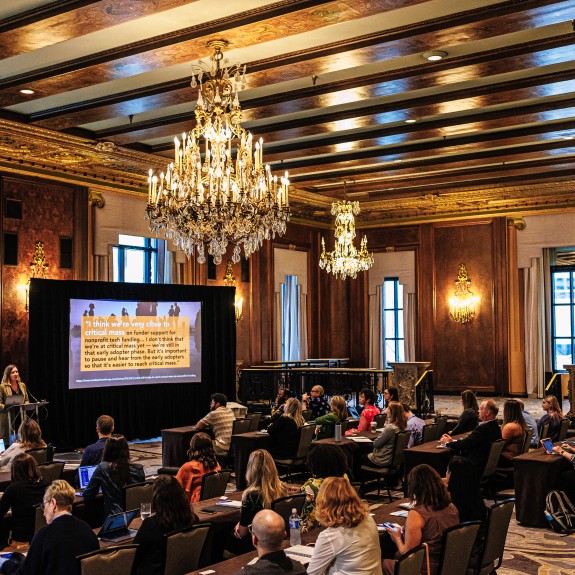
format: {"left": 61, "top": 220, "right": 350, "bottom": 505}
{"left": 28, "top": 279, "right": 236, "bottom": 449}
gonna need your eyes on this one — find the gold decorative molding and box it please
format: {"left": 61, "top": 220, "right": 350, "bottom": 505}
{"left": 507, "top": 217, "right": 526, "bottom": 230}
{"left": 89, "top": 191, "right": 105, "bottom": 208}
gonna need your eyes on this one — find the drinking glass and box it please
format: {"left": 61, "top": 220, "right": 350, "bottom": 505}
{"left": 141, "top": 502, "right": 151, "bottom": 520}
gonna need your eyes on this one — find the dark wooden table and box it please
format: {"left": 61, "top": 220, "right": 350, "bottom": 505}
{"left": 403, "top": 434, "right": 469, "bottom": 480}
{"left": 513, "top": 446, "right": 571, "bottom": 527}
{"left": 185, "top": 497, "right": 409, "bottom": 574}
{"left": 313, "top": 431, "right": 376, "bottom": 475}
{"left": 161, "top": 425, "right": 210, "bottom": 467}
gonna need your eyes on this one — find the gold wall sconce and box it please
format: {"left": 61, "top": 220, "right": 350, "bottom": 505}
{"left": 23, "top": 241, "right": 49, "bottom": 311}
{"left": 223, "top": 260, "right": 243, "bottom": 323}
{"left": 449, "top": 264, "right": 478, "bottom": 324}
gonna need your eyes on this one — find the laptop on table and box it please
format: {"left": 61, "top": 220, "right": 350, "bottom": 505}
{"left": 97, "top": 509, "right": 139, "bottom": 542}
{"left": 76, "top": 465, "right": 97, "bottom": 495}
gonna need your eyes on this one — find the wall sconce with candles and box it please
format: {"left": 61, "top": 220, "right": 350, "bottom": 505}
{"left": 223, "top": 260, "right": 243, "bottom": 323}
{"left": 23, "top": 241, "right": 49, "bottom": 311}
{"left": 449, "top": 264, "right": 478, "bottom": 324}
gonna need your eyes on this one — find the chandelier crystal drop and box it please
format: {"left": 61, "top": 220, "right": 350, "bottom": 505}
{"left": 449, "top": 264, "right": 479, "bottom": 324}
{"left": 319, "top": 200, "right": 374, "bottom": 280}
{"left": 146, "top": 40, "right": 290, "bottom": 265}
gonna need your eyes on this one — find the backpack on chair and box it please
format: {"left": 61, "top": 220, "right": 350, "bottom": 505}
{"left": 545, "top": 490, "right": 575, "bottom": 534}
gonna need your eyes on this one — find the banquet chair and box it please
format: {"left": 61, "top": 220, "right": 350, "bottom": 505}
{"left": 271, "top": 493, "right": 306, "bottom": 534}
{"left": 558, "top": 418, "right": 570, "bottom": 442}
{"left": 467, "top": 499, "right": 514, "bottom": 575}
{"left": 199, "top": 469, "right": 231, "bottom": 501}
{"left": 302, "top": 410, "right": 313, "bottom": 422}
{"left": 374, "top": 413, "right": 387, "bottom": 429}
{"left": 78, "top": 545, "right": 138, "bottom": 575}
{"left": 437, "top": 521, "right": 481, "bottom": 575}
{"left": 246, "top": 413, "right": 262, "bottom": 432}
{"left": 38, "top": 461, "right": 65, "bottom": 484}
{"left": 480, "top": 439, "right": 506, "bottom": 495}
{"left": 360, "top": 430, "right": 411, "bottom": 501}
{"left": 34, "top": 504, "right": 46, "bottom": 532}
{"left": 274, "top": 425, "right": 315, "bottom": 480}
{"left": 421, "top": 423, "right": 438, "bottom": 444}
{"left": 392, "top": 544, "right": 427, "bottom": 575}
{"left": 540, "top": 422, "right": 550, "bottom": 441}
{"left": 521, "top": 429, "right": 534, "bottom": 454}
{"left": 232, "top": 418, "right": 251, "bottom": 435}
{"left": 434, "top": 416, "right": 448, "bottom": 439}
{"left": 164, "top": 523, "right": 211, "bottom": 575}
{"left": 26, "top": 445, "right": 52, "bottom": 465}
{"left": 124, "top": 481, "right": 154, "bottom": 511}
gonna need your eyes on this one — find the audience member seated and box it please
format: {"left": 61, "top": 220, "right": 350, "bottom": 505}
{"left": 0, "top": 454, "right": 46, "bottom": 550}
{"left": 403, "top": 404, "right": 425, "bottom": 448}
{"left": 302, "top": 385, "right": 330, "bottom": 419}
{"left": 267, "top": 398, "right": 305, "bottom": 459}
{"left": 270, "top": 388, "right": 292, "bottom": 423}
{"left": 0, "top": 480, "right": 99, "bottom": 575}
{"left": 537, "top": 395, "right": 563, "bottom": 442}
{"left": 346, "top": 388, "right": 380, "bottom": 436}
{"left": 440, "top": 399, "right": 502, "bottom": 475}
{"left": 307, "top": 477, "right": 382, "bottom": 575}
{"left": 314, "top": 396, "right": 348, "bottom": 440}
{"left": 384, "top": 464, "right": 459, "bottom": 575}
{"left": 365, "top": 401, "right": 406, "bottom": 468}
{"left": 499, "top": 399, "right": 528, "bottom": 468}
{"left": 518, "top": 400, "right": 539, "bottom": 447}
{"left": 83, "top": 434, "right": 145, "bottom": 518}
{"left": 132, "top": 475, "right": 199, "bottom": 575}
{"left": 195, "top": 392, "right": 235, "bottom": 458}
{"left": 0, "top": 420, "right": 46, "bottom": 472}
{"left": 176, "top": 432, "right": 221, "bottom": 504}
{"left": 552, "top": 443, "right": 575, "bottom": 503}
{"left": 234, "top": 509, "right": 307, "bottom": 575}
{"left": 382, "top": 387, "right": 399, "bottom": 414}
{"left": 449, "top": 389, "right": 479, "bottom": 435}
{"left": 225, "top": 449, "right": 288, "bottom": 557}
{"left": 300, "top": 444, "right": 348, "bottom": 531}
{"left": 80, "top": 414, "right": 114, "bottom": 466}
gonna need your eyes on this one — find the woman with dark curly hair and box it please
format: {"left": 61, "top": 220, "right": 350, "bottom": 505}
{"left": 132, "top": 475, "right": 198, "bottom": 575}
{"left": 307, "top": 477, "right": 382, "bottom": 575}
{"left": 83, "top": 434, "right": 145, "bottom": 517}
{"left": 384, "top": 464, "right": 459, "bottom": 575}
{"left": 176, "top": 431, "right": 221, "bottom": 503}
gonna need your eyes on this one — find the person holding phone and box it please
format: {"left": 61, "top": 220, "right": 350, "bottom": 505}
{"left": 552, "top": 443, "right": 575, "bottom": 503}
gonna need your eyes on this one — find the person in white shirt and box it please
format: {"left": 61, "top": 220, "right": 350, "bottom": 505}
{"left": 307, "top": 476, "right": 382, "bottom": 575}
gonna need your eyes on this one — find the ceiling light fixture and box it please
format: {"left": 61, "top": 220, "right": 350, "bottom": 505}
{"left": 423, "top": 50, "right": 448, "bottom": 61}
{"left": 319, "top": 181, "right": 373, "bottom": 280}
{"left": 146, "top": 40, "right": 290, "bottom": 264}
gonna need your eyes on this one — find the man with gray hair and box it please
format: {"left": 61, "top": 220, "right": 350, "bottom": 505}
{"left": 235, "top": 510, "right": 307, "bottom": 574}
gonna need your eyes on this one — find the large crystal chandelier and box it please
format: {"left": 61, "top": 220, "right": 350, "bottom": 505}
{"left": 319, "top": 199, "right": 374, "bottom": 280}
{"left": 146, "top": 40, "right": 290, "bottom": 264}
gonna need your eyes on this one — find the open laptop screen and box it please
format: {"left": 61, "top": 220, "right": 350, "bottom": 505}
{"left": 78, "top": 465, "right": 97, "bottom": 490}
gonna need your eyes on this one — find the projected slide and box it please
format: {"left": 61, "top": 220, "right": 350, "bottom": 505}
{"left": 69, "top": 299, "right": 201, "bottom": 389}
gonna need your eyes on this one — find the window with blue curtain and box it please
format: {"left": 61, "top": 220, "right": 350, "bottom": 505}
{"left": 113, "top": 234, "right": 170, "bottom": 283}
{"left": 382, "top": 277, "right": 405, "bottom": 368}
{"left": 281, "top": 275, "right": 300, "bottom": 361}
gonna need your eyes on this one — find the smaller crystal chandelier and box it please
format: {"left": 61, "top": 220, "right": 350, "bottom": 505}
{"left": 223, "top": 261, "right": 243, "bottom": 322}
{"left": 319, "top": 191, "right": 373, "bottom": 280}
{"left": 449, "top": 264, "right": 479, "bottom": 324}
{"left": 146, "top": 40, "right": 290, "bottom": 265}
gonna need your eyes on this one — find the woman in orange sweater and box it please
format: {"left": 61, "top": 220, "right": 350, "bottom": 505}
{"left": 176, "top": 432, "right": 220, "bottom": 503}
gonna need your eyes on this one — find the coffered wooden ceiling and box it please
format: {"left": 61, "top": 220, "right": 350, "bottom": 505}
{"left": 1, "top": 0, "right": 575, "bottom": 226}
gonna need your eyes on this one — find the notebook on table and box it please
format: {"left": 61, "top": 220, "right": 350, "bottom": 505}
{"left": 97, "top": 509, "right": 139, "bottom": 542}
{"left": 285, "top": 545, "right": 314, "bottom": 565}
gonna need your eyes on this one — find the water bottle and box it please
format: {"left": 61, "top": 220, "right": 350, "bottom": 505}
{"left": 334, "top": 421, "right": 342, "bottom": 442}
{"left": 289, "top": 508, "right": 301, "bottom": 545}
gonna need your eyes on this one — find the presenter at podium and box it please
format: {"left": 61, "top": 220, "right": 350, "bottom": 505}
{"left": 0, "top": 364, "right": 30, "bottom": 445}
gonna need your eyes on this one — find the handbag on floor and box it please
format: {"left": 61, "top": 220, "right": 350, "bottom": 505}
{"left": 545, "top": 490, "right": 575, "bottom": 534}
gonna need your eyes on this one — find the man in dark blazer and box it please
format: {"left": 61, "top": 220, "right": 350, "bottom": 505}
{"left": 4, "top": 480, "right": 99, "bottom": 575}
{"left": 440, "top": 399, "right": 502, "bottom": 474}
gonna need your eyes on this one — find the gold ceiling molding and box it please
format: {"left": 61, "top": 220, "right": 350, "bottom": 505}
{"left": 88, "top": 191, "right": 105, "bottom": 209}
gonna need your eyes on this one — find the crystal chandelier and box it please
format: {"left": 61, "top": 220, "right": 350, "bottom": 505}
{"left": 319, "top": 199, "right": 373, "bottom": 280}
{"left": 449, "top": 264, "right": 479, "bottom": 324}
{"left": 146, "top": 40, "right": 290, "bottom": 265}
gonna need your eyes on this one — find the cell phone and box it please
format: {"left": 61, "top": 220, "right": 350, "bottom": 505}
{"left": 200, "top": 508, "right": 217, "bottom": 514}
{"left": 383, "top": 522, "right": 395, "bottom": 529}
{"left": 541, "top": 438, "right": 556, "bottom": 454}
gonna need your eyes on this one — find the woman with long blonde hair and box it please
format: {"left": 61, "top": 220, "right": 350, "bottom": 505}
{"left": 225, "top": 449, "right": 287, "bottom": 555}
{"left": 307, "top": 477, "right": 382, "bottom": 575}
{"left": 366, "top": 401, "right": 406, "bottom": 468}
{"left": 267, "top": 397, "right": 305, "bottom": 459}
{"left": 538, "top": 394, "right": 564, "bottom": 442}
{"left": 0, "top": 419, "right": 46, "bottom": 471}
{"left": 314, "top": 396, "right": 349, "bottom": 440}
